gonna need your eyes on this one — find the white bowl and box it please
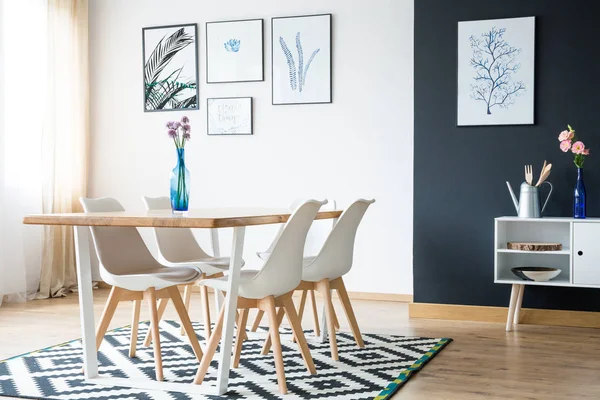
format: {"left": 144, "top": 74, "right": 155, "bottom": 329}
{"left": 511, "top": 267, "right": 561, "bottom": 282}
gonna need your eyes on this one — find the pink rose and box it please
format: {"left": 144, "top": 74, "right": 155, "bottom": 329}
{"left": 558, "top": 130, "right": 574, "bottom": 141}
{"left": 583, "top": 149, "right": 590, "bottom": 156}
{"left": 572, "top": 141, "right": 585, "bottom": 154}
{"left": 560, "top": 140, "right": 572, "bottom": 152}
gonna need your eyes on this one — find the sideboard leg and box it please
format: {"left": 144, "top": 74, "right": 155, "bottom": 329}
{"left": 513, "top": 285, "right": 525, "bottom": 325}
{"left": 506, "top": 284, "right": 519, "bottom": 332}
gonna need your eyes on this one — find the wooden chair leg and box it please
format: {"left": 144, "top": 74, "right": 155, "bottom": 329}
{"left": 232, "top": 309, "right": 249, "bottom": 368}
{"left": 317, "top": 279, "right": 339, "bottom": 361}
{"left": 281, "top": 296, "right": 316, "bottom": 375}
{"left": 309, "top": 289, "right": 321, "bottom": 337}
{"left": 292, "top": 290, "right": 308, "bottom": 343}
{"left": 200, "top": 284, "right": 212, "bottom": 341}
{"left": 96, "top": 286, "right": 123, "bottom": 351}
{"left": 261, "top": 307, "right": 285, "bottom": 355}
{"left": 129, "top": 299, "right": 141, "bottom": 358}
{"left": 194, "top": 304, "right": 226, "bottom": 385}
{"left": 167, "top": 286, "right": 204, "bottom": 362}
{"left": 143, "top": 298, "right": 169, "bottom": 347}
{"left": 332, "top": 303, "right": 341, "bottom": 330}
{"left": 250, "top": 310, "right": 264, "bottom": 332}
{"left": 146, "top": 287, "right": 164, "bottom": 381}
{"left": 266, "top": 296, "right": 287, "bottom": 394}
{"left": 180, "top": 284, "right": 194, "bottom": 336}
{"left": 335, "top": 278, "right": 364, "bottom": 348}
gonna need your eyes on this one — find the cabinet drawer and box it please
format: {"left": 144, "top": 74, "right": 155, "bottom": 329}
{"left": 573, "top": 223, "right": 600, "bottom": 285}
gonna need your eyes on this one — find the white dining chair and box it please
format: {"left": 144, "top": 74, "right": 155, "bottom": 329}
{"left": 80, "top": 197, "right": 204, "bottom": 381}
{"left": 194, "top": 199, "right": 327, "bottom": 394}
{"left": 142, "top": 196, "right": 246, "bottom": 343}
{"left": 262, "top": 198, "right": 375, "bottom": 361}
{"left": 251, "top": 198, "right": 338, "bottom": 336}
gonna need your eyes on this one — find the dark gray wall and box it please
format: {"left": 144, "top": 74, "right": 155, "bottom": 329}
{"left": 414, "top": 0, "right": 600, "bottom": 311}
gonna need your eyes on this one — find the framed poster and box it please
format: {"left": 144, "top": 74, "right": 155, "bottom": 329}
{"left": 457, "top": 17, "right": 535, "bottom": 126}
{"left": 142, "top": 23, "right": 199, "bottom": 112}
{"left": 207, "top": 97, "right": 253, "bottom": 135}
{"left": 206, "top": 19, "right": 264, "bottom": 83}
{"left": 272, "top": 14, "right": 332, "bottom": 105}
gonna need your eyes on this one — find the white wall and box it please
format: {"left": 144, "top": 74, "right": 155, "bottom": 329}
{"left": 88, "top": 0, "right": 414, "bottom": 295}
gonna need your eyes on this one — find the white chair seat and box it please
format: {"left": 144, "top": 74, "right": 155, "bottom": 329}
{"left": 167, "top": 257, "right": 246, "bottom": 276}
{"left": 201, "top": 270, "right": 276, "bottom": 299}
{"left": 101, "top": 265, "right": 202, "bottom": 292}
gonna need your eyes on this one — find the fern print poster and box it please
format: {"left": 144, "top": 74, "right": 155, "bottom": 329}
{"left": 272, "top": 14, "right": 331, "bottom": 105}
{"left": 457, "top": 17, "right": 535, "bottom": 126}
{"left": 143, "top": 24, "right": 199, "bottom": 112}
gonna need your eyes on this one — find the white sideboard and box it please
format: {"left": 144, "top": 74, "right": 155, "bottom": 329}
{"left": 495, "top": 217, "right": 600, "bottom": 331}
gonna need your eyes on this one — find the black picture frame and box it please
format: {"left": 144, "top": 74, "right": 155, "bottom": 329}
{"left": 206, "top": 97, "right": 253, "bottom": 136}
{"left": 271, "top": 14, "right": 333, "bottom": 105}
{"left": 205, "top": 18, "right": 264, "bottom": 84}
{"left": 142, "top": 23, "right": 200, "bottom": 113}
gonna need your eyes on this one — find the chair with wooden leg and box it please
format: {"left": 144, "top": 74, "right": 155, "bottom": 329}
{"left": 80, "top": 197, "right": 205, "bottom": 381}
{"left": 251, "top": 198, "right": 338, "bottom": 335}
{"left": 263, "top": 198, "right": 375, "bottom": 361}
{"left": 141, "top": 196, "right": 246, "bottom": 345}
{"left": 194, "top": 199, "right": 326, "bottom": 394}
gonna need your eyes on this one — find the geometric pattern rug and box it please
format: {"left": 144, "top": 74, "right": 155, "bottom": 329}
{"left": 0, "top": 320, "right": 451, "bottom": 400}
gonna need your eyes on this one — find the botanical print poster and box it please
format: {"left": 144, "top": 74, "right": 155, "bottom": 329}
{"left": 272, "top": 14, "right": 331, "bottom": 105}
{"left": 207, "top": 97, "right": 252, "bottom": 135}
{"left": 206, "top": 19, "right": 263, "bottom": 83}
{"left": 457, "top": 17, "right": 535, "bottom": 126}
{"left": 143, "top": 24, "right": 199, "bottom": 112}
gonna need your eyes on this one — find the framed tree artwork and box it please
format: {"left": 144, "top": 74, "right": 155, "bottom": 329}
{"left": 206, "top": 19, "right": 264, "bottom": 83}
{"left": 272, "top": 14, "right": 332, "bottom": 105}
{"left": 207, "top": 97, "right": 253, "bottom": 135}
{"left": 457, "top": 17, "right": 535, "bottom": 126}
{"left": 142, "top": 23, "right": 199, "bottom": 112}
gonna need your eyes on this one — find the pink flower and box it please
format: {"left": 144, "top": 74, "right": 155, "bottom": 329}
{"left": 181, "top": 116, "right": 190, "bottom": 124}
{"left": 166, "top": 121, "right": 175, "bottom": 129}
{"left": 183, "top": 124, "right": 191, "bottom": 132}
{"left": 183, "top": 132, "right": 191, "bottom": 140}
{"left": 558, "top": 130, "right": 574, "bottom": 141}
{"left": 572, "top": 141, "right": 585, "bottom": 154}
{"left": 560, "top": 140, "right": 572, "bottom": 152}
{"left": 167, "top": 129, "right": 177, "bottom": 139}
{"left": 583, "top": 149, "right": 590, "bottom": 156}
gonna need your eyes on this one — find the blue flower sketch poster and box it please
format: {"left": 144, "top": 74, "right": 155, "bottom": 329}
{"left": 206, "top": 19, "right": 263, "bottom": 83}
{"left": 457, "top": 17, "right": 535, "bottom": 126}
{"left": 272, "top": 14, "right": 331, "bottom": 105}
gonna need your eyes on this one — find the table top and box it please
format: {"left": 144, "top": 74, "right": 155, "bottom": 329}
{"left": 22, "top": 207, "right": 343, "bottom": 228}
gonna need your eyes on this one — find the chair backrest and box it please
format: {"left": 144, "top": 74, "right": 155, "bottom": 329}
{"left": 80, "top": 197, "right": 160, "bottom": 277}
{"left": 142, "top": 196, "right": 211, "bottom": 264}
{"left": 310, "top": 199, "right": 375, "bottom": 279}
{"left": 262, "top": 198, "right": 337, "bottom": 256}
{"left": 251, "top": 199, "right": 326, "bottom": 296}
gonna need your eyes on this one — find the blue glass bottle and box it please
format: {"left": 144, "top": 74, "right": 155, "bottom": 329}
{"left": 573, "top": 167, "right": 586, "bottom": 219}
{"left": 170, "top": 148, "right": 190, "bottom": 213}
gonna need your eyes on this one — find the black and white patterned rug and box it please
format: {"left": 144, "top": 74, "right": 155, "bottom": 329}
{"left": 0, "top": 321, "right": 451, "bottom": 400}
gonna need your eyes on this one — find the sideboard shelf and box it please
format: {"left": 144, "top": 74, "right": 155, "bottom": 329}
{"left": 494, "top": 216, "right": 600, "bottom": 331}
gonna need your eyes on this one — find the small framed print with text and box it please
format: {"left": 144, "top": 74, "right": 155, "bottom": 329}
{"left": 207, "top": 97, "right": 253, "bottom": 135}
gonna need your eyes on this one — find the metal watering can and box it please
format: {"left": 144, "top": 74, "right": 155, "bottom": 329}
{"left": 506, "top": 181, "right": 553, "bottom": 218}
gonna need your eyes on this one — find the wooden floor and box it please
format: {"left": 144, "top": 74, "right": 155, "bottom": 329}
{"left": 2, "top": 289, "right": 600, "bottom": 399}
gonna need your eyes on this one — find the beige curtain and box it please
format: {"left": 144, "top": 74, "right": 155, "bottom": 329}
{"left": 38, "top": 0, "right": 89, "bottom": 299}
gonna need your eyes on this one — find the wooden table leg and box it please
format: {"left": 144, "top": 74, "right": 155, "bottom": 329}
{"left": 514, "top": 285, "right": 525, "bottom": 325}
{"left": 215, "top": 226, "right": 245, "bottom": 395}
{"left": 74, "top": 226, "right": 99, "bottom": 378}
{"left": 506, "top": 284, "right": 519, "bottom": 332}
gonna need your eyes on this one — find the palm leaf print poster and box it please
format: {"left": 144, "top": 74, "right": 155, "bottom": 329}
{"left": 272, "top": 14, "right": 331, "bottom": 105}
{"left": 143, "top": 23, "right": 199, "bottom": 112}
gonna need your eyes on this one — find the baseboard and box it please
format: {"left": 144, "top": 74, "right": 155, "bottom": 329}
{"left": 95, "top": 282, "right": 412, "bottom": 303}
{"left": 409, "top": 302, "right": 600, "bottom": 329}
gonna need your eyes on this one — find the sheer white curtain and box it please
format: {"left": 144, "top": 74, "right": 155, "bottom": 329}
{"left": 0, "top": 0, "right": 88, "bottom": 305}
{"left": 0, "top": 0, "right": 46, "bottom": 306}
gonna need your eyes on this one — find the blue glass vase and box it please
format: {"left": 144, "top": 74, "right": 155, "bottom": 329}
{"left": 573, "top": 167, "right": 586, "bottom": 219}
{"left": 170, "top": 148, "right": 190, "bottom": 213}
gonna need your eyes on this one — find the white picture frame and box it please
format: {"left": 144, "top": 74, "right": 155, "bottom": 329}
{"left": 207, "top": 97, "right": 253, "bottom": 135}
{"left": 272, "top": 14, "right": 332, "bottom": 105}
{"left": 206, "top": 19, "right": 263, "bottom": 83}
{"left": 457, "top": 16, "right": 535, "bottom": 126}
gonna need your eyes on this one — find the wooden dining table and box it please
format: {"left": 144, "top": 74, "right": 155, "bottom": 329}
{"left": 23, "top": 207, "right": 341, "bottom": 396}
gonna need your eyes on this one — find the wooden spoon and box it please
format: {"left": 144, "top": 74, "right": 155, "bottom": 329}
{"left": 536, "top": 163, "right": 552, "bottom": 186}
{"left": 534, "top": 160, "right": 547, "bottom": 186}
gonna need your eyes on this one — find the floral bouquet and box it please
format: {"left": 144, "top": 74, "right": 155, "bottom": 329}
{"left": 167, "top": 116, "right": 191, "bottom": 212}
{"left": 559, "top": 125, "right": 589, "bottom": 168}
